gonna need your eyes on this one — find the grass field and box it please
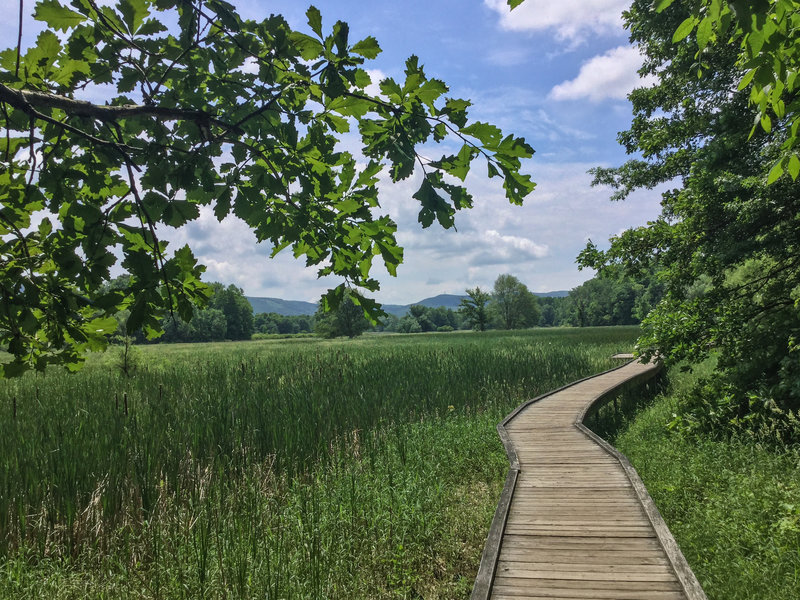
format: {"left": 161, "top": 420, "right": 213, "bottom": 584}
{"left": 0, "top": 327, "right": 638, "bottom": 599}
{"left": 590, "top": 362, "right": 800, "bottom": 600}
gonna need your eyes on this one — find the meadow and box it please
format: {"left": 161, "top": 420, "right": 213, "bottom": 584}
{"left": 0, "top": 327, "right": 638, "bottom": 599}
{"left": 587, "top": 361, "right": 800, "bottom": 600}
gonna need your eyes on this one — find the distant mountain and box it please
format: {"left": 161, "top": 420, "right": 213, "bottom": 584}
{"left": 246, "top": 297, "right": 317, "bottom": 316}
{"left": 382, "top": 291, "right": 570, "bottom": 316}
{"left": 535, "top": 290, "right": 569, "bottom": 298}
{"left": 247, "top": 290, "right": 570, "bottom": 317}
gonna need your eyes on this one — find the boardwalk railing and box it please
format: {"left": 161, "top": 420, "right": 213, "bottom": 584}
{"left": 471, "top": 358, "right": 707, "bottom": 600}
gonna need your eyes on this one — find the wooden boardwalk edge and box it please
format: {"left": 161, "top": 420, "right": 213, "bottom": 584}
{"left": 470, "top": 360, "right": 636, "bottom": 600}
{"left": 471, "top": 359, "right": 707, "bottom": 600}
{"left": 576, "top": 426, "right": 707, "bottom": 600}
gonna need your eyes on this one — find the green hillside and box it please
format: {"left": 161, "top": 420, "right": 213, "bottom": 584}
{"left": 247, "top": 291, "right": 569, "bottom": 317}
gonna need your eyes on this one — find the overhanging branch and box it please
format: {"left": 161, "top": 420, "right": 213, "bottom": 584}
{"left": 0, "top": 83, "right": 239, "bottom": 133}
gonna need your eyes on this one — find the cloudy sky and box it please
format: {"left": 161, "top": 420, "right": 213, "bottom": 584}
{"left": 3, "top": 0, "right": 665, "bottom": 303}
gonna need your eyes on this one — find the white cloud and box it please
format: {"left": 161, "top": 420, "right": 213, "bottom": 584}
{"left": 483, "top": 0, "right": 629, "bottom": 43}
{"left": 548, "top": 45, "right": 655, "bottom": 102}
{"left": 475, "top": 230, "right": 548, "bottom": 265}
{"left": 364, "top": 69, "right": 387, "bottom": 97}
{"left": 239, "top": 57, "right": 260, "bottom": 75}
{"left": 158, "top": 207, "right": 338, "bottom": 301}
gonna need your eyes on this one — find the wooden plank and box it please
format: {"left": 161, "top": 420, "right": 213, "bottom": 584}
{"left": 500, "top": 534, "right": 662, "bottom": 552}
{"left": 502, "top": 528, "right": 657, "bottom": 538}
{"left": 509, "top": 505, "right": 647, "bottom": 514}
{"left": 495, "top": 565, "right": 678, "bottom": 582}
{"left": 492, "top": 576, "right": 682, "bottom": 591}
{"left": 508, "top": 515, "right": 648, "bottom": 524}
{"left": 491, "top": 585, "right": 685, "bottom": 599}
{"left": 491, "top": 593, "right": 685, "bottom": 600}
{"left": 497, "top": 548, "right": 670, "bottom": 565}
{"left": 497, "top": 558, "right": 675, "bottom": 581}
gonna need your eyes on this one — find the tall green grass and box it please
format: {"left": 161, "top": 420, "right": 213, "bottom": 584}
{"left": 1, "top": 327, "right": 638, "bottom": 598}
{"left": 596, "top": 362, "right": 800, "bottom": 600}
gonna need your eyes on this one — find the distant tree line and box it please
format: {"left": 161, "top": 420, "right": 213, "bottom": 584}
{"left": 107, "top": 277, "right": 255, "bottom": 344}
{"left": 373, "top": 271, "right": 664, "bottom": 336}
{"left": 254, "top": 313, "right": 314, "bottom": 335}
{"left": 539, "top": 270, "right": 663, "bottom": 328}
{"left": 156, "top": 282, "right": 255, "bottom": 343}
{"left": 378, "top": 304, "right": 464, "bottom": 333}
{"left": 108, "top": 269, "right": 663, "bottom": 344}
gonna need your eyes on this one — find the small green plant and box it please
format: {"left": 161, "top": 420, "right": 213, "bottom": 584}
{"left": 110, "top": 334, "right": 140, "bottom": 378}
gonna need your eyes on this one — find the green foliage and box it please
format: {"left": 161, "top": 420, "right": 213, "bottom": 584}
{"left": 666, "top": 362, "right": 800, "bottom": 445}
{"left": 379, "top": 305, "right": 463, "bottom": 334}
{"left": 128, "top": 280, "right": 252, "bottom": 343}
{"left": 656, "top": 0, "right": 800, "bottom": 183}
{"left": 397, "top": 314, "right": 423, "bottom": 334}
{"left": 489, "top": 273, "right": 539, "bottom": 329}
{"left": 581, "top": 0, "right": 800, "bottom": 441}
{"left": 526, "top": 270, "right": 661, "bottom": 329}
{"left": 314, "top": 292, "right": 370, "bottom": 338}
{"left": 207, "top": 283, "right": 253, "bottom": 340}
{"left": 160, "top": 306, "right": 226, "bottom": 342}
{"left": 565, "top": 268, "right": 664, "bottom": 328}
{"left": 109, "top": 333, "right": 141, "bottom": 377}
{"left": 254, "top": 312, "right": 313, "bottom": 335}
{"left": 459, "top": 287, "right": 491, "bottom": 331}
{"left": 0, "top": 0, "right": 535, "bottom": 378}
{"left": 611, "top": 363, "right": 800, "bottom": 600}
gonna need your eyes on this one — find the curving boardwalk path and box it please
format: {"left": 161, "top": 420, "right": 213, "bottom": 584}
{"left": 472, "top": 358, "right": 707, "bottom": 600}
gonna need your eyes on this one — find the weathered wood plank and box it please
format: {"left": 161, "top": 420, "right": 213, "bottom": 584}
{"left": 494, "top": 566, "right": 678, "bottom": 582}
{"left": 492, "top": 576, "right": 682, "bottom": 591}
{"left": 497, "top": 559, "right": 674, "bottom": 581}
{"left": 492, "top": 585, "right": 686, "bottom": 599}
{"left": 499, "top": 535, "right": 663, "bottom": 553}
{"left": 497, "top": 548, "right": 670, "bottom": 565}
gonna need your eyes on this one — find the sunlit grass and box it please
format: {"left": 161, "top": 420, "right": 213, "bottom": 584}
{"left": 610, "top": 363, "right": 800, "bottom": 600}
{"left": 0, "top": 326, "right": 638, "bottom": 598}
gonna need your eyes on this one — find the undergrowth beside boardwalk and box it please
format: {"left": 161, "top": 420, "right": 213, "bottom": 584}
{"left": 1, "top": 327, "right": 637, "bottom": 598}
{"left": 600, "top": 362, "right": 800, "bottom": 600}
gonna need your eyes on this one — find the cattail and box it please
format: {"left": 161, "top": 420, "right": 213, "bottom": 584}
{"left": 159, "top": 384, "right": 163, "bottom": 402}
{"left": 115, "top": 393, "right": 118, "bottom": 411}
{"left": 123, "top": 393, "right": 128, "bottom": 416}
{"left": 12, "top": 396, "right": 16, "bottom": 420}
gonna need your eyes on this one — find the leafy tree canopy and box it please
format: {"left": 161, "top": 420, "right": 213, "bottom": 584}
{"left": 207, "top": 282, "right": 253, "bottom": 340}
{"left": 565, "top": 269, "right": 662, "bottom": 328}
{"left": 490, "top": 273, "right": 539, "bottom": 330}
{"left": 459, "top": 286, "right": 491, "bottom": 331}
{"left": 656, "top": 0, "right": 800, "bottom": 183}
{"left": 314, "top": 292, "right": 369, "bottom": 338}
{"left": 0, "top": 0, "right": 535, "bottom": 377}
{"left": 580, "top": 0, "right": 800, "bottom": 441}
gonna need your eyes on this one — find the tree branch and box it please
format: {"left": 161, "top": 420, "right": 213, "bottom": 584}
{"left": 15, "top": 0, "right": 22, "bottom": 78}
{"left": 0, "top": 84, "right": 241, "bottom": 134}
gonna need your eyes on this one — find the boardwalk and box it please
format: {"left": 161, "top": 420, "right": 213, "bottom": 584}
{"left": 472, "top": 359, "right": 707, "bottom": 600}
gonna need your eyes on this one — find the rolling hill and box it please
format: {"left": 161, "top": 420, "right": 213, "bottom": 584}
{"left": 246, "top": 290, "right": 569, "bottom": 317}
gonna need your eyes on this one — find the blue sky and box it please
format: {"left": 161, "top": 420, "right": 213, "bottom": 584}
{"left": 2, "top": 0, "right": 664, "bottom": 303}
